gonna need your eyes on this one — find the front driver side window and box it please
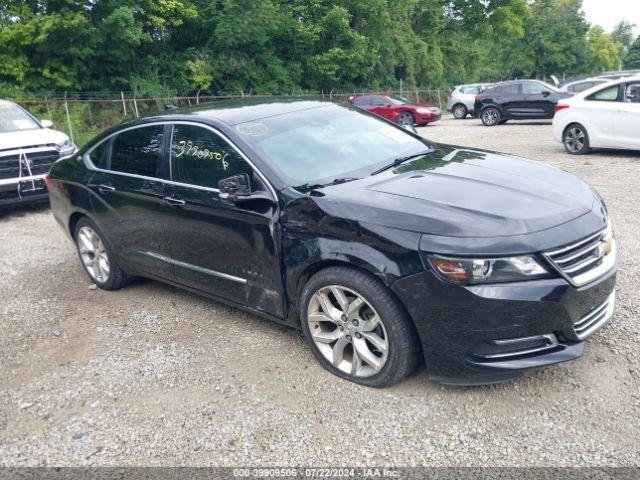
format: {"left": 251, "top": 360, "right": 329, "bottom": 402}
{"left": 624, "top": 83, "right": 640, "bottom": 103}
{"left": 170, "top": 124, "right": 253, "bottom": 189}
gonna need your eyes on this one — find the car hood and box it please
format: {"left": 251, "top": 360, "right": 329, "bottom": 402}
{"left": 313, "top": 145, "right": 599, "bottom": 240}
{"left": 0, "top": 128, "right": 69, "bottom": 151}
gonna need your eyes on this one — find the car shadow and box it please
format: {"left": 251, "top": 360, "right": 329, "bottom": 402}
{"left": 0, "top": 200, "right": 50, "bottom": 219}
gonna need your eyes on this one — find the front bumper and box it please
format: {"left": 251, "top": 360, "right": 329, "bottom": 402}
{"left": 391, "top": 265, "right": 617, "bottom": 385}
{"left": 414, "top": 111, "right": 442, "bottom": 125}
{"left": 0, "top": 174, "right": 49, "bottom": 207}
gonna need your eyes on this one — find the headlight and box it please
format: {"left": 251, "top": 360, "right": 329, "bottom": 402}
{"left": 427, "top": 254, "right": 549, "bottom": 285}
{"left": 56, "top": 139, "right": 77, "bottom": 155}
{"left": 416, "top": 107, "right": 436, "bottom": 114}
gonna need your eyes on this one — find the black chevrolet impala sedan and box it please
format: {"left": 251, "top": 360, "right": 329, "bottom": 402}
{"left": 48, "top": 99, "right": 617, "bottom": 387}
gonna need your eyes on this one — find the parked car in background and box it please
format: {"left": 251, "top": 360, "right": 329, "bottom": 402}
{"left": 553, "top": 75, "right": 640, "bottom": 155}
{"left": 474, "top": 80, "right": 573, "bottom": 126}
{"left": 0, "top": 100, "right": 77, "bottom": 207}
{"left": 347, "top": 94, "right": 441, "bottom": 126}
{"left": 560, "top": 78, "right": 609, "bottom": 94}
{"left": 446, "top": 83, "right": 492, "bottom": 119}
{"left": 49, "top": 99, "right": 616, "bottom": 387}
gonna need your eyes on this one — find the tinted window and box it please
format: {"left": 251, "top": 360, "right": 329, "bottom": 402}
{"left": 171, "top": 124, "right": 252, "bottom": 189}
{"left": 352, "top": 97, "right": 371, "bottom": 107}
{"left": 587, "top": 85, "right": 620, "bottom": 102}
{"left": 371, "top": 96, "right": 387, "bottom": 106}
{"left": 501, "top": 84, "right": 520, "bottom": 95}
{"left": 89, "top": 141, "right": 109, "bottom": 169}
{"left": 624, "top": 83, "right": 640, "bottom": 103}
{"left": 110, "top": 126, "right": 163, "bottom": 177}
{"left": 522, "top": 82, "right": 545, "bottom": 95}
{"left": 462, "top": 86, "right": 480, "bottom": 94}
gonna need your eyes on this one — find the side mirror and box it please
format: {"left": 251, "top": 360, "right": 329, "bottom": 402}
{"left": 41, "top": 119, "right": 53, "bottom": 128}
{"left": 542, "top": 91, "right": 551, "bottom": 97}
{"left": 218, "top": 174, "right": 273, "bottom": 204}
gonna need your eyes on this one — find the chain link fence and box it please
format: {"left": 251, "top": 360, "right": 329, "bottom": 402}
{"left": 7, "top": 89, "right": 449, "bottom": 148}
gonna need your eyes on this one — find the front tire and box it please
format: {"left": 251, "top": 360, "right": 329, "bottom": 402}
{"left": 397, "top": 111, "right": 415, "bottom": 127}
{"left": 300, "top": 266, "right": 420, "bottom": 387}
{"left": 563, "top": 123, "right": 591, "bottom": 155}
{"left": 481, "top": 107, "right": 501, "bottom": 126}
{"left": 74, "top": 218, "right": 130, "bottom": 290}
{"left": 453, "top": 104, "right": 468, "bottom": 119}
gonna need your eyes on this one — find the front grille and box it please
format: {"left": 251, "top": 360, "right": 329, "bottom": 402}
{"left": 543, "top": 226, "right": 616, "bottom": 287}
{"left": 573, "top": 291, "right": 615, "bottom": 340}
{"left": 0, "top": 146, "right": 60, "bottom": 180}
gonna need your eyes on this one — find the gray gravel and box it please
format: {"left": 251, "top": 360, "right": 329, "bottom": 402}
{"left": 0, "top": 117, "right": 639, "bottom": 467}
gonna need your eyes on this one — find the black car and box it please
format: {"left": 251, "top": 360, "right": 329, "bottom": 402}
{"left": 48, "top": 99, "right": 617, "bottom": 387}
{"left": 474, "top": 80, "right": 572, "bottom": 126}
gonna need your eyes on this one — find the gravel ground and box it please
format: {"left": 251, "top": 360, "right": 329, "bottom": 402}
{"left": 1, "top": 117, "right": 639, "bottom": 467}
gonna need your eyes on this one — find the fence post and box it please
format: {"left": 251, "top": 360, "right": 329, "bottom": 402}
{"left": 415, "top": 89, "right": 419, "bottom": 104}
{"left": 120, "top": 91, "right": 127, "bottom": 116}
{"left": 133, "top": 94, "right": 140, "bottom": 118}
{"left": 63, "top": 92, "right": 74, "bottom": 144}
{"left": 437, "top": 89, "right": 442, "bottom": 111}
{"left": 45, "top": 96, "right": 52, "bottom": 120}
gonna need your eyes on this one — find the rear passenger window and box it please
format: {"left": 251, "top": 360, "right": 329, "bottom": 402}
{"left": 501, "top": 84, "right": 520, "bottom": 95}
{"left": 88, "top": 141, "right": 109, "bottom": 169}
{"left": 353, "top": 97, "right": 371, "bottom": 106}
{"left": 170, "top": 124, "right": 253, "bottom": 189}
{"left": 587, "top": 85, "right": 620, "bottom": 102}
{"left": 110, "top": 126, "right": 163, "bottom": 177}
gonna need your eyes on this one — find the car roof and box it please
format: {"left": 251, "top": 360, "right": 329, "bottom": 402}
{"left": 159, "top": 97, "right": 335, "bottom": 126}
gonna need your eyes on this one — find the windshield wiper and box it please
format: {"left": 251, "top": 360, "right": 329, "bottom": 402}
{"left": 296, "top": 177, "right": 360, "bottom": 192}
{"left": 371, "top": 150, "right": 432, "bottom": 176}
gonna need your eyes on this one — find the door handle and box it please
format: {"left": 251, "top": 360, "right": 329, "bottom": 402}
{"left": 163, "top": 195, "right": 186, "bottom": 207}
{"left": 97, "top": 184, "right": 115, "bottom": 194}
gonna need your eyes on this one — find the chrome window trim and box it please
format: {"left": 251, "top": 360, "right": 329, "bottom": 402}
{"left": 83, "top": 120, "right": 278, "bottom": 200}
{"left": 141, "top": 251, "right": 247, "bottom": 284}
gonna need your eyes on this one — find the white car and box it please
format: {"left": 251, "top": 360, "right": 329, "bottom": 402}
{"left": 446, "top": 84, "right": 492, "bottom": 119}
{"left": 553, "top": 76, "right": 640, "bottom": 155}
{"left": 0, "top": 100, "right": 77, "bottom": 206}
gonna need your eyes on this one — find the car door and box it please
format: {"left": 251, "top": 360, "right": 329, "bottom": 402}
{"left": 160, "top": 122, "right": 284, "bottom": 317}
{"left": 497, "top": 83, "right": 523, "bottom": 118}
{"left": 615, "top": 81, "right": 640, "bottom": 148}
{"left": 522, "top": 81, "right": 554, "bottom": 118}
{"left": 369, "top": 96, "right": 396, "bottom": 122}
{"left": 582, "top": 84, "right": 623, "bottom": 148}
{"left": 87, "top": 124, "right": 174, "bottom": 279}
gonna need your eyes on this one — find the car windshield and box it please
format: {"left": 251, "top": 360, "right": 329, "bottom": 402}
{"left": 0, "top": 103, "right": 40, "bottom": 133}
{"left": 235, "top": 104, "right": 428, "bottom": 186}
{"left": 388, "top": 95, "right": 410, "bottom": 105}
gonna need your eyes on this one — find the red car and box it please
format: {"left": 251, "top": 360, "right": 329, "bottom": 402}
{"left": 347, "top": 94, "right": 442, "bottom": 126}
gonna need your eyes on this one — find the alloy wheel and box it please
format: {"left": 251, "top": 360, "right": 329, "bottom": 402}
{"left": 453, "top": 105, "right": 467, "bottom": 119}
{"left": 482, "top": 108, "right": 499, "bottom": 125}
{"left": 564, "top": 126, "right": 586, "bottom": 153}
{"left": 77, "top": 226, "right": 110, "bottom": 283}
{"left": 307, "top": 285, "right": 389, "bottom": 377}
{"left": 397, "top": 112, "right": 414, "bottom": 126}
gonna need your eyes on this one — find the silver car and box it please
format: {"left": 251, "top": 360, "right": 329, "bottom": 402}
{"left": 446, "top": 83, "right": 492, "bottom": 119}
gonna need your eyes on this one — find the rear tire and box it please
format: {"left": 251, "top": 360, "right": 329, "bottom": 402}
{"left": 563, "top": 123, "right": 591, "bottom": 155}
{"left": 481, "top": 107, "right": 501, "bottom": 126}
{"left": 74, "top": 217, "right": 131, "bottom": 290}
{"left": 300, "top": 266, "right": 420, "bottom": 388}
{"left": 453, "top": 104, "right": 468, "bottom": 119}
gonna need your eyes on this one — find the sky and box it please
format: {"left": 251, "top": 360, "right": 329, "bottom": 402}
{"left": 582, "top": 0, "right": 640, "bottom": 33}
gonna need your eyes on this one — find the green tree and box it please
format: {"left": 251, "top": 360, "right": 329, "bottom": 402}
{"left": 586, "top": 26, "right": 621, "bottom": 73}
{"left": 625, "top": 36, "right": 640, "bottom": 69}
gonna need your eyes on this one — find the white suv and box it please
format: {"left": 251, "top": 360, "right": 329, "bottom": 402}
{"left": 0, "top": 100, "right": 77, "bottom": 206}
{"left": 446, "top": 84, "right": 492, "bottom": 119}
